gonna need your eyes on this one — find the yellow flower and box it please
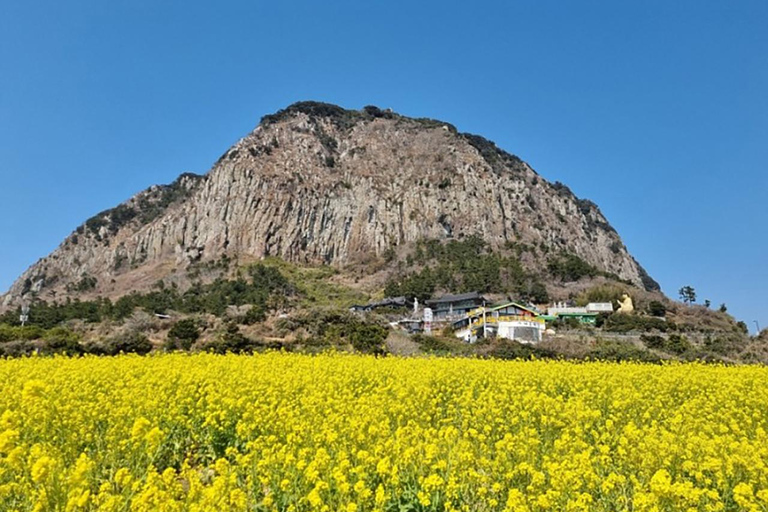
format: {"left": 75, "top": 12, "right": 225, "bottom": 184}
{"left": 114, "top": 468, "right": 132, "bottom": 488}
{"left": 650, "top": 469, "right": 672, "bottom": 496}
{"left": 130, "top": 417, "right": 152, "bottom": 440}
{"left": 22, "top": 380, "right": 48, "bottom": 402}
{"left": 0, "top": 352, "right": 767, "bottom": 511}
{"left": 31, "top": 455, "right": 55, "bottom": 484}
{"left": 0, "top": 429, "right": 19, "bottom": 453}
{"left": 69, "top": 453, "right": 93, "bottom": 486}
{"left": 144, "top": 426, "right": 164, "bottom": 452}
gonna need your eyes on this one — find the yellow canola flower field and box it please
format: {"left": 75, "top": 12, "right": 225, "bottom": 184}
{"left": 0, "top": 353, "right": 767, "bottom": 512}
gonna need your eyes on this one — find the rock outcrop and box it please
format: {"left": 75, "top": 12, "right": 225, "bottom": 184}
{"left": 2, "top": 102, "right": 658, "bottom": 307}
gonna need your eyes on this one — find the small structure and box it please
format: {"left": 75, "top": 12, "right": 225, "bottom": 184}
{"left": 452, "top": 302, "right": 545, "bottom": 344}
{"left": 546, "top": 302, "right": 604, "bottom": 325}
{"left": 586, "top": 302, "right": 613, "bottom": 313}
{"left": 616, "top": 294, "right": 634, "bottom": 314}
{"left": 547, "top": 302, "right": 587, "bottom": 315}
{"left": 423, "top": 307, "right": 433, "bottom": 335}
{"left": 551, "top": 311, "right": 598, "bottom": 325}
{"left": 426, "top": 292, "right": 486, "bottom": 320}
{"left": 392, "top": 318, "right": 422, "bottom": 334}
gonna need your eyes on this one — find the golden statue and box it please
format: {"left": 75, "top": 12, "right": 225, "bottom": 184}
{"left": 616, "top": 294, "right": 634, "bottom": 314}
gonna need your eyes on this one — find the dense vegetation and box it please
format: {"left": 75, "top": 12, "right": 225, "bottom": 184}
{"left": 276, "top": 308, "right": 389, "bottom": 354}
{"left": 384, "top": 236, "right": 549, "bottom": 303}
{"left": 546, "top": 252, "right": 626, "bottom": 283}
{"left": 0, "top": 264, "right": 292, "bottom": 329}
{"left": 2, "top": 354, "right": 768, "bottom": 511}
{"left": 0, "top": 250, "right": 757, "bottom": 362}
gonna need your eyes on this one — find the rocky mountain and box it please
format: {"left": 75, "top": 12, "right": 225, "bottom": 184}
{"left": 2, "top": 101, "right": 658, "bottom": 308}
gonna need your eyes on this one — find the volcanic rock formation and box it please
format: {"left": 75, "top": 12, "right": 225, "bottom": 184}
{"left": 2, "top": 102, "right": 658, "bottom": 307}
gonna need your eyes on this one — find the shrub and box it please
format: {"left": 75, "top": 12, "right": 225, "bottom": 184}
{"left": 74, "top": 275, "right": 98, "bottom": 292}
{"left": 278, "top": 307, "right": 389, "bottom": 354}
{"left": 348, "top": 323, "right": 388, "bottom": 354}
{"left": 666, "top": 334, "right": 692, "bottom": 355}
{"left": 0, "top": 340, "right": 35, "bottom": 358}
{"left": 40, "top": 327, "right": 82, "bottom": 355}
{"left": 240, "top": 304, "right": 266, "bottom": 325}
{"left": 553, "top": 316, "right": 582, "bottom": 330}
{"left": 587, "top": 340, "right": 661, "bottom": 363}
{"left": 640, "top": 334, "right": 666, "bottom": 350}
{"left": 166, "top": 318, "right": 201, "bottom": 350}
{"left": 203, "top": 323, "right": 258, "bottom": 354}
{"left": 594, "top": 312, "right": 611, "bottom": 328}
{"left": 0, "top": 324, "right": 16, "bottom": 342}
{"left": 485, "top": 340, "right": 557, "bottom": 360}
{"left": 527, "top": 281, "right": 550, "bottom": 304}
{"left": 412, "top": 334, "right": 456, "bottom": 354}
{"left": 547, "top": 254, "right": 598, "bottom": 282}
{"left": 11, "top": 325, "right": 45, "bottom": 341}
{"left": 647, "top": 301, "right": 667, "bottom": 317}
{"left": 604, "top": 314, "right": 669, "bottom": 333}
{"left": 704, "top": 334, "right": 745, "bottom": 356}
{"left": 640, "top": 333, "right": 692, "bottom": 356}
{"left": 103, "top": 332, "right": 153, "bottom": 355}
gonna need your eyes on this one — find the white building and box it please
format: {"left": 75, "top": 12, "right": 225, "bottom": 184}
{"left": 586, "top": 302, "right": 613, "bottom": 313}
{"left": 452, "top": 302, "right": 545, "bottom": 344}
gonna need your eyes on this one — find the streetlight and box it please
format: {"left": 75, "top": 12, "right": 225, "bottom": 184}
{"left": 755, "top": 320, "right": 761, "bottom": 334}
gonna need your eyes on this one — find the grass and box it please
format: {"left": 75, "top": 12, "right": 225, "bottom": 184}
{"left": 259, "top": 257, "right": 370, "bottom": 309}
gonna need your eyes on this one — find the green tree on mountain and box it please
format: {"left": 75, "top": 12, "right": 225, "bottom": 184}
{"left": 678, "top": 286, "right": 696, "bottom": 304}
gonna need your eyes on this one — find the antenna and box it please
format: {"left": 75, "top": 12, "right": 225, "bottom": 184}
{"left": 20, "top": 304, "right": 30, "bottom": 327}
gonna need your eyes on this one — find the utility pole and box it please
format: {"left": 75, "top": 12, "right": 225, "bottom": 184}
{"left": 482, "top": 300, "right": 487, "bottom": 339}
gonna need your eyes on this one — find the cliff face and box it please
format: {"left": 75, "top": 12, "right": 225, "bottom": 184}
{"left": 2, "top": 102, "right": 658, "bottom": 307}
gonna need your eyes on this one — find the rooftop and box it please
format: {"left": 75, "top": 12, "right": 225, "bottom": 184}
{"left": 426, "top": 292, "right": 485, "bottom": 304}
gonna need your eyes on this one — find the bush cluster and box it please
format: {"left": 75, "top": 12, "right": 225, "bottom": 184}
{"left": 277, "top": 308, "right": 388, "bottom": 354}
{"left": 198, "top": 323, "right": 275, "bottom": 354}
{"left": 641, "top": 334, "right": 692, "bottom": 355}
{"left": 586, "top": 340, "right": 662, "bottom": 363}
{"left": 0, "top": 264, "right": 293, "bottom": 329}
{"left": 484, "top": 340, "right": 558, "bottom": 360}
{"left": 547, "top": 253, "right": 624, "bottom": 283}
{"left": 85, "top": 332, "right": 153, "bottom": 356}
{"left": 411, "top": 334, "right": 457, "bottom": 354}
{"left": 603, "top": 313, "right": 672, "bottom": 333}
{"left": 0, "top": 326, "right": 152, "bottom": 357}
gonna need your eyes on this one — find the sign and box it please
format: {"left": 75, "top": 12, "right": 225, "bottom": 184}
{"left": 423, "top": 307, "right": 433, "bottom": 335}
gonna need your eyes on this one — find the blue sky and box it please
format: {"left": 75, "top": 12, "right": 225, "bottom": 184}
{"left": 1, "top": 1, "right": 766, "bottom": 332}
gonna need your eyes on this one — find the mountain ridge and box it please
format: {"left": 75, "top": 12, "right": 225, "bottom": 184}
{"left": 1, "top": 101, "right": 658, "bottom": 309}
